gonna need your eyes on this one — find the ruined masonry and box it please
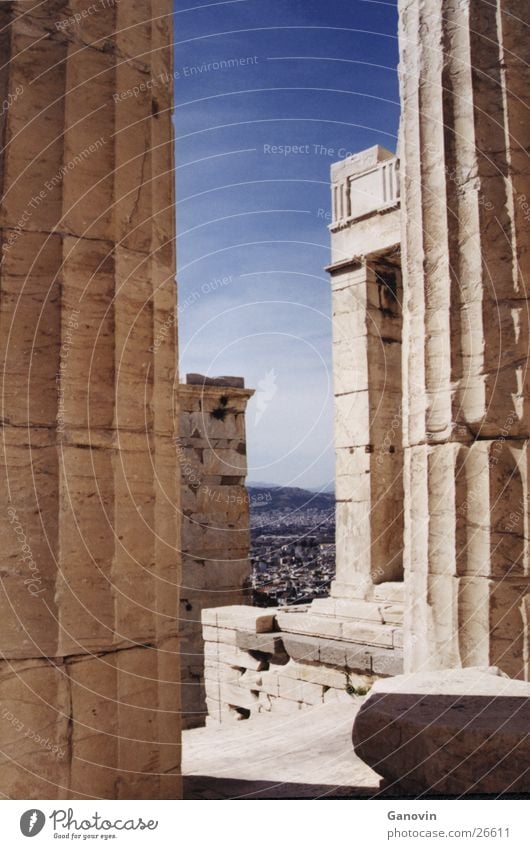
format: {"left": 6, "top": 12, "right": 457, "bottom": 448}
{"left": 202, "top": 148, "right": 405, "bottom": 722}
{"left": 0, "top": 1, "right": 181, "bottom": 798}
{"left": 178, "top": 375, "right": 254, "bottom": 729}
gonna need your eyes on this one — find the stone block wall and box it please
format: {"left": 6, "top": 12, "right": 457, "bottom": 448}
{"left": 201, "top": 603, "right": 403, "bottom": 724}
{"left": 178, "top": 376, "right": 254, "bottom": 728}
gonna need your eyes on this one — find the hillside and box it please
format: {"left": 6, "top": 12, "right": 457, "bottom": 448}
{"left": 247, "top": 485, "right": 335, "bottom": 512}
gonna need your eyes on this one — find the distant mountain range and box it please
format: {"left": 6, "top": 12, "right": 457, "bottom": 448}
{"left": 247, "top": 484, "right": 335, "bottom": 511}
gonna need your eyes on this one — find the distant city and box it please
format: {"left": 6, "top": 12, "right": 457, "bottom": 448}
{"left": 247, "top": 486, "right": 335, "bottom": 607}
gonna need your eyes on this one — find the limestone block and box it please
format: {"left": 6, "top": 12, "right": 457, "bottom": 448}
{"left": 182, "top": 556, "right": 250, "bottom": 592}
{"left": 0, "top": 232, "right": 62, "bottom": 426}
{"left": 202, "top": 626, "right": 238, "bottom": 646}
{"left": 379, "top": 604, "right": 404, "bottom": 624}
{"left": 334, "top": 391, "right": 370, "bottom": 448}
{"left": 180, "top": 521, "right": 249, "bottom": 557}
{"left": 116, "top": 642, "right": 181, "bottom": 799}
{"left": 182, "top": 485, "right": 249, "bottom": 525}
{"left": 115, "top": 0, "right": 153, "bottom": 65}
{"left": 204, "top": 678, "right": 221, "bottom": 701}
{"left": 204, "top": 605, "right": 276, "bottom": 633}
{"left": 62, "top": 45, "right": 115, "bottom": 240}
{"left": 335, "top": 447, "right": 370, "bottom": 501}
{"left": 55, "top": 443, "right": 116, "bottom": 655}
{"left": 330, "top": 206, "right": 400, "bottom": 262}
{"left": 203, "top": 642, "right": 266, "bottom": 671}
{"left": 218, "top": 663, "right": 248, "bottom": 683}
{"left": 268, "top": 696, "right": 304, "bottom": 716}
{"left": 362, "top": 647, "right": 403, "bottom": 677}
{"left": 341, "top": 620, "right": 397, "bottom": 647}
{"left": 0, "top": 428, "right": 59, "bottom": 658}
{"left": 0, "top": 658, "right": 70, "bottom": 799}
{"left": 373, "top": 583, "right": 404, "bottom": 603}
{"left": 392, "top": 629, "right": 403, "bottom": 648}
{"left": 67, "top": 651, "right": 119, "bottom": 800}
{"left": 277, "top": 610, "right": 398, "bottom": 647}
{"left": 279, "top": 660, "right": 348, "bottom": 690}
{"left": 259, "top": 670, "right": 280, "bottom": 697}
{"left": 236, "top": 631, "right": 287, "bottom": 656}
{"left": 280, "top": 633, "right": 320, "bottom": 664}
{"left": 279, "top": 630, "right": 401, "bottom": 676}
{"left": 335, "top": 500, "right": 371, "bottom": 585}
{"left": 201, "top": 609, "right": 217, "bottom": 627}
{"left": 311, "top": 597, "right": 385, "bottom": 622}
{"left": 277, "top": 675, "right": 324, "bottom": 705}
{"left": 353, "top": 668, "right": 530, "bottom": 795}
{"left": 332, "top": 279, "right": 366, "bottom": 319}
{"left": 1, "top": 22, "right": 66, "bottom": 232}
{"left": 114, "top": 248, "right": 155, "bottom": 429}
{"left": 64, "top": 0, "right": 117, "bottom": 47}
{"left": 114, "top": 68, "right": 153, "bottom": 253}
{"left": 219, "top": 682, "right": 259, "bottom": 710}
{"left": 180, "top": 410, "right": 246, "bottom": 442}
{"left": 201, "top": 448, "right": 247, "bottom": 477}
{"left": 276, "top": 611, "right": 343, "bottom": 639}
{"left": 333, "top": 339, "right": 369, "bottom": 397}
{"left": 205, "top": 698, "right": 221, "bottom": 723}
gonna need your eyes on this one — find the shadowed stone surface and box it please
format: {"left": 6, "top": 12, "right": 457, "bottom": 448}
{"left": 353, "top": 668, "right": 530, "bottom": 795}
{"left": 184, "top": 701, "right": 380, "bottom": 798}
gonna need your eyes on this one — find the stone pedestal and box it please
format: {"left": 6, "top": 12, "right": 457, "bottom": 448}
{"left": 0, "top": 0, "right": 180, "bottom": 798}
{"left": 353, "top": 668, "right": 530, "bottom": 795}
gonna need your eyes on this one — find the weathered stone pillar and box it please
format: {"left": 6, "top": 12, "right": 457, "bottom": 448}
{"left": 326, "top": 147, "right": 403, "bottom": 602}
{"left": 0, "top": 1, "right": 181, "bottom": 797}
{"left": 178, "top": 375, "right": 254, "bottom": 728}
{"left": 399, "top": 0, "right": 530, "bottom": 678}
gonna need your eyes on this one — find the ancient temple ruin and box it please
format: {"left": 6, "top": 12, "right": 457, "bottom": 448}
{"left": 199, "top": 0, "right": 530, "bottom": 793}
{"left": 0, "top": 0, "right": 528, "bottom": 800}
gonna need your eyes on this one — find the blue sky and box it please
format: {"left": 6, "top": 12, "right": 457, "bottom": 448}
{"left": 174, "top": 0, "right": 399, "bottom": 488}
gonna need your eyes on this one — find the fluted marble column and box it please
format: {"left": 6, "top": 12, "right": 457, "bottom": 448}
{"left": 0, "top": 0, "right": 181, "bottom": 797}
{"left": 399, "top": 0, "right": 530, "bottom": 679}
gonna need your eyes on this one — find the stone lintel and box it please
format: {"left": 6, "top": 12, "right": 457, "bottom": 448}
{"left": 179, "top": 382, "right": 255, "bottom": 404}
{"left": 325, "top": 242, "right": 401, "bottom": 275}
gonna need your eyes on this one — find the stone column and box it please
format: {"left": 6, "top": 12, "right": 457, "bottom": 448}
{"left": 327, "top": 148, "right": 403, "bottom": 603}
{"left": 0, "top": 0, "right": 180, "bottom": 797}
{"left": 399, "top": 0, "right": 530, "bottom": 678}
{"left": 331, "top": 254, "right": 403, "bottom": 600}
{"left": 178, "top": 375, "right": 254, "bottom": 729}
